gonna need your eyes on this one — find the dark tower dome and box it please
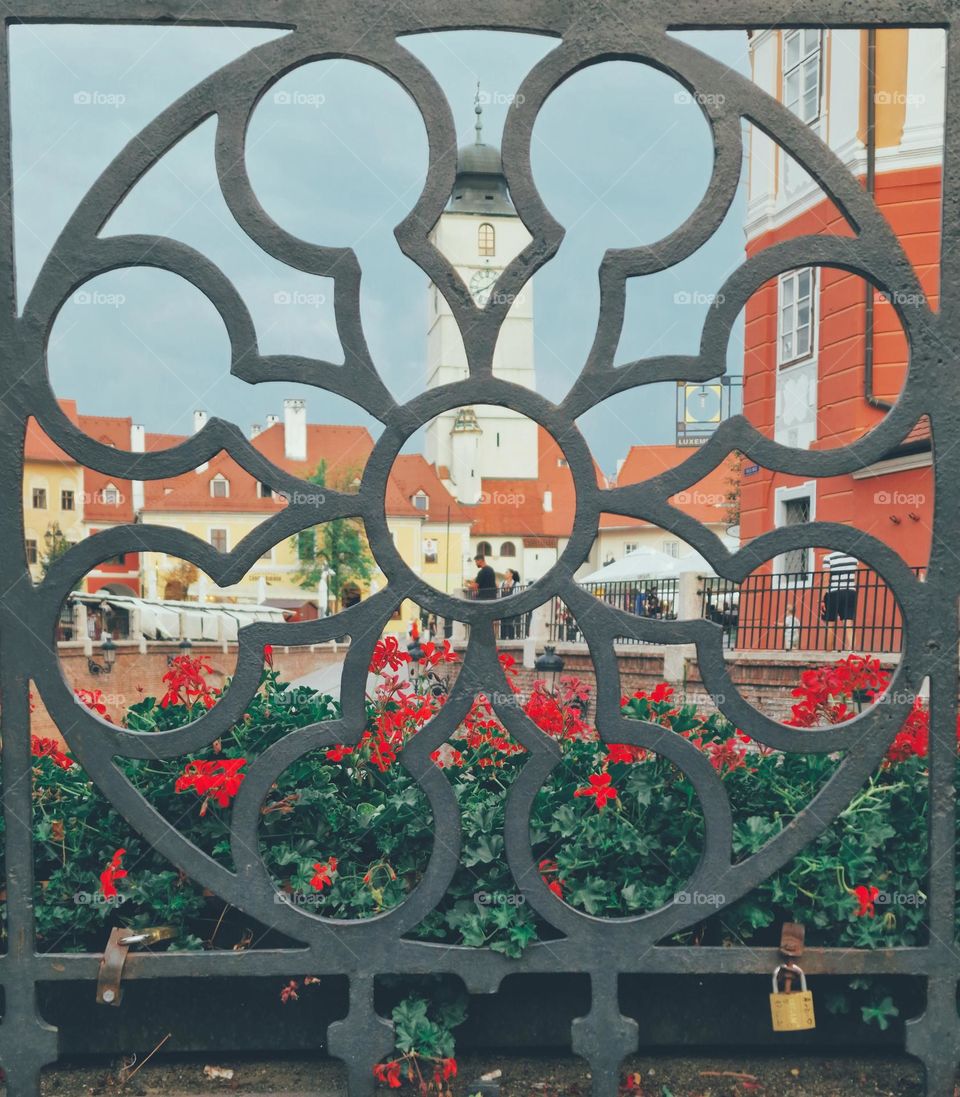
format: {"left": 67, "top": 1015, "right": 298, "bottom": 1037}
{"left": 449, "top": 96, "right": 515, "bottom": 215}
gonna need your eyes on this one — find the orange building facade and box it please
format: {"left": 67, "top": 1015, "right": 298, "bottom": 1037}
{"left": 741, "top": 27, "right": 942, "bottom": 577}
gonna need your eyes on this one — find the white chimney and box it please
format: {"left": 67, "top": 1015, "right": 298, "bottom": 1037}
{"left": 130, "top": 423, "right": 145, "bottom": 514}
{"left": 266, "top": 414, "right": 280, "bottom": 429}
{"left": 543, "top": 490, "right": 553, "bottom": 513}
{"left": 284, "top": 398, "right": 307, "bottom": 462}
{"left": 251, "top": 424, "right": 261, "bottom": 438}
{"left": 193, "top": 410, "right": 208, "bottom": 434}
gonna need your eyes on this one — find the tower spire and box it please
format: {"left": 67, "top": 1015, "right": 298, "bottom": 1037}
{"left": 474, "top": 81, "right": 483, "bottom": 144}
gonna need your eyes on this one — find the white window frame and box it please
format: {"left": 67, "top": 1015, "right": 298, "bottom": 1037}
{"left": 777, "top": 268, "right": 817, "bottom": 368}
{"left": 209, "top": 527, "right": 229, "bottom": 553}
{"left": 773, "top": 481, "right": 817, "bottom": 583}
{"left": 661, "top": 539, "right": 680, "bottom": 559}
{"left": 624, "top": 542, "right": 639, "bottom": 556}
{"left": 782, "top": 28, "right": 823, "bottom": 125}
{"left": 412, "top": 491, "right": 428, "bottom": 511}
{"left": 102, "top": 482, "right": 120, "bottom": 506}
{"left": 210, "top": 475, "right": 230, "bottom": 499}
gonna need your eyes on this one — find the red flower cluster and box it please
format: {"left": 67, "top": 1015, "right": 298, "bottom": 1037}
{"left": 788, "top": 654, "right": 889, "bottom": 728}
{"left": 373, "top": 1057, "right": 456, "bottom": 1090}
{"left": 853, "top": 884, "right": 879, "bottom": 918}
{"left": 161, "top": 655, "right": 219, "bottom": 710}
{"left": 99, "top": 847, "right": 127, "bottom": 900}
{"left": 310, "top": 857, "right": 338, "bottom": 891}
{"left": 373, "top": 1061, "right": 403, "bottom": 1089}
{"left": 417, "top": 639, "right": 459, "bottom": 668}
{"left": 75, "top": 687, "right": 113, "bottom": 722}
{"left": 31, "top": 736, "right": 74, "bottom": 770}
{"left": 175, "top": 758, "right": 246, "bottom": 814}
{"left": 885, "top": 699, "right": 931, "bottom": 764}
{"left": 574, "top": 772, "right": 618, "bottom": 810}
{"left": 370, "top": 635, "right": 411, "bottom": 675}
{"left": 525, "top": 678, "right": 592, "bottom": 740}
{"left": 707, "top": 733, "right": 750, "bottom": 775}
{"left": 605, "top": 743, "right": 647, "bottom": 765}
{"left": 539, "top": 858, "right": 566, "bottom": 898}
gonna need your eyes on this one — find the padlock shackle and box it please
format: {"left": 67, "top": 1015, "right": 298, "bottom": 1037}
{"left": 772, "top": 963, "right": 807, "bottom": 992}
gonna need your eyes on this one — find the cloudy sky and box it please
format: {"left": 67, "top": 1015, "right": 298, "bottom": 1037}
{"left": 12, "top": 25, "right": 749, "bottom": 474}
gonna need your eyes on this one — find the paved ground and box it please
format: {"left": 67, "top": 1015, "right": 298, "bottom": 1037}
{"left": 24, "top": 1052, "right": 928, "bottom": 1095}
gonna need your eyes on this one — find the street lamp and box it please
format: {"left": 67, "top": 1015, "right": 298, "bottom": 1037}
{"left": 535, "top": 644, "right": 564, "bottom": 688}
{"left": 87, "top": 635, "right": 116, "bottom": 676}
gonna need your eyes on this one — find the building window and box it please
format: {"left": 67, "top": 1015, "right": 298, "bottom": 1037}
{"left": 424, "top": 538, "right": 438, "bottom": 564}
{"left": 557, "top": 458, "right": 568, "bottom": 468}
{"left": 778, "top": 492, "right": 813, "bottom": 575}
{"left": 25, "top": 538, "right": 37, "bottom": 565}
{"left": 661, "top": 540, "right": 680, "bottom": 558}
{"left": 210, "top": 528, "right": 228, "bottom": 553}
{"left": 258, "top": 481, "right": 273, "bottom": 499}
{"left": 260, "top": 546, "right": 273, "bottom": 562}
{"left": 778, "top": 268, "right": 816, "bottom": 367}
{"left": 782, "top": 29, "right": 822, "bottom": 124}
{"left": 61, "top": 489, "right": 75, "bottom": 511}
{"left": 478, "top": 222, "right": 495, "bottom": 256}
{"left": 476, "top": 540, "right": 493, "bottom": 557}
{"left": 32, "top": 487, "right": 47, "bottom": 509}
{"left": 412, "top": 491, "right": 428, "bottom": 511}
{"left": 102, "top": 483, "right": 120, "bottom": 505}
{"left": 210, "top": 475, "right": 229, "bottom": 499}
{"left": 624, "top": 543, "right": 639, "bottom": 556}
{"left": 500, "top": 541, "right": 516, "bottom": 558}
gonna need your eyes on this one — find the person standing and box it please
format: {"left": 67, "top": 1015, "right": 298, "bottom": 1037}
{"left": 820, "top": 549, "right": 859, "bottom": 651}
{"left": 470, "top": 554, "right": 497, "bottom": 601}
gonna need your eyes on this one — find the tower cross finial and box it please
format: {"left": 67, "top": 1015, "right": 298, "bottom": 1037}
{"left": 474, "top": 81, "right": 483, "bottom": 144}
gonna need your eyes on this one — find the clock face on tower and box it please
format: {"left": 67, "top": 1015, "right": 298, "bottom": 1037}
{"left": 468, "top": 267, "right": 500, "bottom": 306}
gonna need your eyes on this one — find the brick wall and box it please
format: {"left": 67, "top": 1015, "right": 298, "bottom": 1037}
{"left": 32, "top": 641, "right": 348, "bottom": 739}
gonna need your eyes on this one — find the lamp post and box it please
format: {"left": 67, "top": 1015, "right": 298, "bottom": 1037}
{"left": 88, "top": 634, "right": 117, "bottom": 676}
{"left": 534, "top": 644, "right": 564, "bottom": 689}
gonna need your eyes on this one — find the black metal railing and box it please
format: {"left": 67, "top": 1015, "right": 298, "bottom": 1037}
{"left": 549, "top": 579, "right": 679, "bottom": 645}
{"left": 699, "top": 566, "right": 924, "bottom": 653}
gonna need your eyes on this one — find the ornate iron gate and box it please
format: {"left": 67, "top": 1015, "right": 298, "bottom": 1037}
{"left": 1, "top": 2, "right": 957, "bottom": 1094}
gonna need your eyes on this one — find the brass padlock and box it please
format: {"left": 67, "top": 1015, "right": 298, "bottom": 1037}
{"left": 769, "top": 963, "right": 816, "bottom": 1031}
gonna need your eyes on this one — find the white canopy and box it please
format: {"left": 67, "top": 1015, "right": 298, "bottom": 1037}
{"left": 580, "top": 540, "right": 737, "bottom": 584}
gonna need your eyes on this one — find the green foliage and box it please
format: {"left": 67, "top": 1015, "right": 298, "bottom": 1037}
{"left": 291, "top": 459, "right": 373, "bottom": 607}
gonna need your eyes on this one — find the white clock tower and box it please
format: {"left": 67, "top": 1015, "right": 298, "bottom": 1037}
{"left": 425, "top": 101, "right": 538, "bottom": 495}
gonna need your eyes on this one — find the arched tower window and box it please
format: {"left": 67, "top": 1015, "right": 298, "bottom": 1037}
{"left": 476, "top": 541, "right": 493, "bottom": 557}
{"left": 478, "top": 222, "right": 495, "bottom": 257}
{"left": 500, "top": 541, "right": 516, "bottom": 558}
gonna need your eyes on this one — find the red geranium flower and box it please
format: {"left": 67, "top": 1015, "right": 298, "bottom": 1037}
{"left": 310, "top": 857, "right": 339, "bottom": 891}
{"left": 574, "top": 772, "right": 618, "bottom": 810}
{"left": 31, "top": 736, "right": 74, "bottom": 770}
{"left": 370, "top": 636, "right": 411, "bottom": 675}
{"left": 175, "top": 758, "right": 246, "bottom": 814}
{"left": 373, "top": 1060, "right": 403, "bottom": 1089}
{"left": 99, "top": 848, "right": 127, "bottom": 900}
{"left": 853, "top": 884, "right": 880, "bottom": 918}
{"left": 280, "top": 979, "right": 299, "bottom": 1004}
{"left": 263, "top": 643, "right": 274, "bottom": 667}
{"left": 160, "top": 655, "right": 219, "bottom": 709}
{"left": 539, "top": 858, "right": 566, "bottom": 898}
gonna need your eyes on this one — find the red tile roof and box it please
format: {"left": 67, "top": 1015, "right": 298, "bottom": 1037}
{"left": 600, "top": 445, "right": 738, "bottom": 528}
{"left": 78, "top": 412, "right": 135, "bottom": 522}
{"left": 24, "top": 400, "right": 79, "bottom": 464}
{"left": 465, "top": 428, "right": 583, "bottom": 538}
{"left": 389, "top": 454, "right": 472, "bottom": 523}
